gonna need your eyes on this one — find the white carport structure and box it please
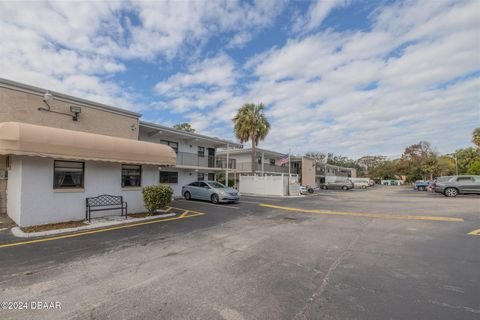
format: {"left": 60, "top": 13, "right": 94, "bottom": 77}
{"left": 0, "top": 122, "right": 176, "bottom": 227}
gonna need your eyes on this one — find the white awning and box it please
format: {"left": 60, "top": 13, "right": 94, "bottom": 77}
{"left": 0, "top": 122, "right": 176, "bottom": 166}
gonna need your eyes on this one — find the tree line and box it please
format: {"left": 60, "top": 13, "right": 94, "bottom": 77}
{"left": 307, "top": 128, "right": 480, "bottom": 182}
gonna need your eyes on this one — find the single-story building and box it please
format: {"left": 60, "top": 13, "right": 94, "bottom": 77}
{"left": 0, "top": 122, "right": 175, "bottom": 227}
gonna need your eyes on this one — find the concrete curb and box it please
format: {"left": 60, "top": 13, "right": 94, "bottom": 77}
{"left": 11, "top": 213, "right": 176, "bottom": 238}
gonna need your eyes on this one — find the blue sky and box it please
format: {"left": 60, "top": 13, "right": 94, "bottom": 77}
{"left": 1, "top": 0, "right": 478, "bottom": 158}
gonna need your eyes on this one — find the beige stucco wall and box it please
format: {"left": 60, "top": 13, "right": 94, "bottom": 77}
{"left": 301, "top": 157, "right": 315, "bottom": 187}
{"left": 0, "top": 85, "right": 139, "bottom": 139}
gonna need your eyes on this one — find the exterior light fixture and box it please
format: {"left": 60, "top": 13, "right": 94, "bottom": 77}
{"left": 70, "top": 106, "right": 81, "bottom": 121}
{"left": 38, "top": 90, "right": 82, "bottom": 122}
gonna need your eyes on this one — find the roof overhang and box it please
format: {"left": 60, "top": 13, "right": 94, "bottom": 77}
{"left": 0, "top": 122, "right": 176, "bottom": 166}
{"left": 139, "top": 121, "right": 239, "bottom": 147}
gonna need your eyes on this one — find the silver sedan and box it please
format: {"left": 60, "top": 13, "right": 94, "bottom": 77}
{"left": 182, "top": 181, "right": 240, "bottom": 203}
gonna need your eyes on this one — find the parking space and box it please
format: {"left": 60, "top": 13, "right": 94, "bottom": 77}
{"left": 1, "top": 186, "right": 479, "bottom": 320}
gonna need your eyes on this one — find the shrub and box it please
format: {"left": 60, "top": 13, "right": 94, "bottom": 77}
{"left": 142, "top": 185, "right": 173, "bottom": 213}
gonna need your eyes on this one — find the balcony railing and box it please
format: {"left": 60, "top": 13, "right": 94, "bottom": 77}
{"left": 215, "top": 159, "right": 237, "bottom": 169}
{"left": 176, "top": 152, "right": 216, "bottom": 168}
{"left": 235, "top": 162, "right": 291, "bottom": 173}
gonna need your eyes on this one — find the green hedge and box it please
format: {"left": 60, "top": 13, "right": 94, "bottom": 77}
{"left": 142, "top": 185, "right": 173, "bottom": 213}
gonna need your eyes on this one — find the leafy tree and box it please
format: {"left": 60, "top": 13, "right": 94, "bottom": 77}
{"left": 456, "top": 147, "right": 480, "bottom": 174}
{"left": 305, "top": 151, "right": 327, "bottom": 164}
{"left": 369, "top": 160, "right": 397, "bottom": 180}
{"left": 173, "top": 123, "right": 195, "bottom": 132}
{"left": 396, "top": 141, "right": 437, "bottom": 181}
{"left": 327, "top": 154, "right": 360, "bottom": 170}
{"left": 437, "top": 156, "right": 456, "bottom": 176}
{"left": 357, "top": 156, "right": 387, "bottom": 174}
{"left": 467, "top": 160, "right": 480, "bottom": 175}
{"left": 473, "top": 128, "right": 480, "bottom": 147}
{"left": 422, "top": 155, "right": 439, "bottom": 180}
{"left": 233, "top": 103, "right": 271, "bottom": 174}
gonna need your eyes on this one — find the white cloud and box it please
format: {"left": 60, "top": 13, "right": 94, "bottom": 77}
{"left": 0, "top": 0, "right": 284, "bottom": 113}
{"left": 173, "top": 0, "right": 480, "bottom": 157}
{"left": 293, "top": 0, "right": 349, "bottom": 33}
{"left": 1, "top": 0, "right": 478, "bottom": 157}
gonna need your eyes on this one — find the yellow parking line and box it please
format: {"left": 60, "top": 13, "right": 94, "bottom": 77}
{"left": 468, "top": 229, "right": 480, "bottom": 236}
{"left": 0, "top": 227, "right": 8, "bottom": 232}
{"left": 0, "top": 209, "right": 205, "bottom": 249}
{"left": 179, "top": 210, "right": 190, "bottom": 218}
{"left": 259, "top": 204, "right": 464, "bottom": 222}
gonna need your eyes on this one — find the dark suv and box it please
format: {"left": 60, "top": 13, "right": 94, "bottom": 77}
{"left": 434, "top": 175, "right": 480, "bottom": 197}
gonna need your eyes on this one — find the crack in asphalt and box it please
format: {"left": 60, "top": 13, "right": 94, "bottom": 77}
{"left": 293, "top": 220, "right": 371, "bottom": 320}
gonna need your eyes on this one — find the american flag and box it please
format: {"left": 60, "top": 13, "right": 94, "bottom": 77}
{"left": 276, "top": 154, "right": 289, "bottom": 166}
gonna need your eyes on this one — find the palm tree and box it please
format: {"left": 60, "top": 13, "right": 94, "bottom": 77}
{"left": 233, "top": 103, "right": 271, "bottom": 174}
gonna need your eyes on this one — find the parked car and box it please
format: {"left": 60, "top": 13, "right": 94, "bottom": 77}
{"left": 320, "top": 178, "right": 354, "bottom": 190}
{"left": 434, "top": 175, "right": 480, "bottom": 197}
{"left": 414, "top": 180, "right": 430, "bottom": 191}
{"left": 299, "top": 185, "right": 314, "bottom": 194}
{"left": 182, "top": 181, "right": 240, "bottom": 203}
{"left": 351, "top": 178, "right": 370, "bottom": 189}
{"left": 429, "top": 176, "right": 451, "bottom": 191}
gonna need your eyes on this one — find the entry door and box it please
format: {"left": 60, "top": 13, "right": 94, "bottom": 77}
{"left": 208, "top": 173, "right": 215, "bottom": 181}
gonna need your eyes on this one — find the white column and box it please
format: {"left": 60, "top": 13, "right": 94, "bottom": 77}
{"left": 225, "top": 143, "right": 229, "bottom": 186}
{"left": 261, "top": 151, "right": 264, "bottom": 176}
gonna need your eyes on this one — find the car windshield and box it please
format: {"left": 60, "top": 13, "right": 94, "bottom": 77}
{"left": 208, "top": 182, "right": 226, "bottom": 189}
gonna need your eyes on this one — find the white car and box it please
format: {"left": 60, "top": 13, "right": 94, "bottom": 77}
{"left": 299, "top": 186, "right": 314, "bottom": 194}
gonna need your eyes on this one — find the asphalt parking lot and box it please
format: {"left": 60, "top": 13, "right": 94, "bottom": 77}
{"left": 0, "top": 185, "right": 479, "bottom": 320}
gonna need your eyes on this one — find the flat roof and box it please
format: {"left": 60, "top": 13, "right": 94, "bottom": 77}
{"left": 0, "top": 78, "right": 141, "bottom": 118}
{"left": 140, "top": 121, "right": 239, "bottom": 147}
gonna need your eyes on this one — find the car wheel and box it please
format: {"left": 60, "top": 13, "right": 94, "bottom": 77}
{"left": 342, "top": 186, "right": 348, "bottom": 191}
{"left": 321, "top": 185, "right": 328, "bottom": 190}
{"left": 308, "top": 188, "right": 314, "bottom": 193}
{"left": 444, "top": 188, "right": 458, "bottom": 197}
{"left": 419, "top": 186, "right": 426, "bottom": 191}
{"left": 211, "top": 194, "right": 219, "bottom": 204}
{"left": 362, "top": 185, "right": 367, "bottom": 189}
{"left": 184, "top": 191, "right": 191, "bottom": 200}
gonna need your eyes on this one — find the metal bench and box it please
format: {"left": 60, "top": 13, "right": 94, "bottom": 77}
{"left": 85, "top": 194, "right": 127, "bottom": 223}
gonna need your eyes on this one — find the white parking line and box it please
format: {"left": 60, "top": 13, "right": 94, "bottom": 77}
{"left": 175, "top": 200, "right": 240, "bottom": 209}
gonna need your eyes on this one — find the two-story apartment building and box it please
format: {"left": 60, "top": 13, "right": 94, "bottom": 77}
{"left": 315, "top": 163, "right": 357, "bottom": 186}
{"left": 139, "top": 121, "right": 238, "bottom": 197}
{"left": 0, "top": 78, "right": 177, "bottom": 227}
{"left": 216, "top": 147, "right": 292, "bottom": 185}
